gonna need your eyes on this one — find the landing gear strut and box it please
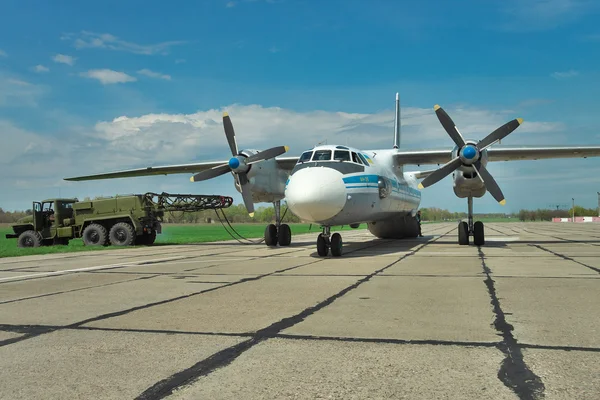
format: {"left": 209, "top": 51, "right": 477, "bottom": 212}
{"left": 264, "top": 200, "right": 292, "bottom": 247}
{"left": 316, "top": 226, "right": 342, "bottom": 257}
{"left": 458, "top": 196, "right": 485, "bottom": 246}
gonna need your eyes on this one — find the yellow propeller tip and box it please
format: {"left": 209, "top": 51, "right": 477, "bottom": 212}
{"left": 500, "top": 200, "right": 506, "bottom": 206}
{"left": 223, "top": 111, "right": 229, "bottom": 117}
{"left": 418, "top": 183, "right": 424, "bottom": 189}
{"left": 517, "top": 117, "right": 524, "bottom": 124}
{"left": 189, "top": 177, "right": 195, "bottom": 182}
{"left": 284, "top": 146, "right": 290, "bottom": 152}
{"left": 433, "top": 104, "right": 440, "bottom": 111}
{"left": 249, "top": 212, "right": 254, "bottom": 218}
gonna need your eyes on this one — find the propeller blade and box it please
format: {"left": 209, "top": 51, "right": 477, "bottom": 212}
{"left": 417, "top": 156, "right": 462, "bottom": 189}
{"left": 222, "top": 112, "right": 239, "bottom": 156}
{"left": 434, "top": 105, "right": 466, "bottom": 148}
{"left": 189, "top": 163, "right": 230, "bottom": 182}
{"left": 245, "top": 146, "right": 290, "bottom": 164}
{"left": 240, "top": 181, "right": 255, "bottom": 216}
{"left": 477, "top": 118, "right": 524, "bottom": 151}
{"left": 474, "top": 163, "right": 506, "bottom": 205}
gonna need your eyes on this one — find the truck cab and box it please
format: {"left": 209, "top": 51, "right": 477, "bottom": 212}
{"left": 7, "top": 198, "right": 78, "bottom": 246}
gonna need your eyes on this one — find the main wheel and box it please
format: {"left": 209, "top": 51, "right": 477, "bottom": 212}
{"left": 265, "top": 224, "right": 278, "bottom": 246}
{"left": 473, "top": 221, "right": 485, "bottom": 246}
{"left": 278, "top": 224, "right": 291, "bottom": 246}
{"left": 17, "top": 230, "right": 43, "bottom": 248}
{"left": 109, "top": 222, "right": 136, "bottom": 246}
{"left": 82, "top": 223, "right": 108, "bottom": 246}
{"left": 458, "top": 221, "right": 469, "bottom": 245}
{"left": 316, "top": 234, "right": 328, "bottom": 256}
{"left": 330, "top": 233, "right": 343, "bottom": 257}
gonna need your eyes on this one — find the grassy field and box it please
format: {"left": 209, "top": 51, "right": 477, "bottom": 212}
{"left": 0, "top": 223, "right": 366, "bottom": 259}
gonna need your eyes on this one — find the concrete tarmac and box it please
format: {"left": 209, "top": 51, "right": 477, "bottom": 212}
{"left": 0, "top": 222, "right": 598, "bottom": 400}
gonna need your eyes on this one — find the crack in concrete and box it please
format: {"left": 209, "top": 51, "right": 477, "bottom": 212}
{"left": 478, "top": 248, "right": 546, "bottom": 400}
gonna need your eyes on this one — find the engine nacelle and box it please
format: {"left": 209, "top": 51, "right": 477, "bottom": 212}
{"left": 233, "top": 149, "right": 288, "bottom": 203}
{"left": 451, "top": 144, "right": 489, "bottom": 199}
{"left": 367, "top": 214, "right": 419, "bottom": 239}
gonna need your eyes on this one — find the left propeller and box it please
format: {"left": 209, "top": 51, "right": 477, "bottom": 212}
{"left": 189, "top": 112, "right": 289, "bottom": 216}
{"left": 418, "top": 105, "right": 523, "bottom": 205}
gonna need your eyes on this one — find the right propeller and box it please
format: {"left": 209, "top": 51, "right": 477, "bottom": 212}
{"left": 189, "top": 112, "right": 289, "bottom": 216}
{"left": 417, "top": 104, "right": 524, "bottom": 206}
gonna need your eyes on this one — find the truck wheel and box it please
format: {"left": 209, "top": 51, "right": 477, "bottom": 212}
{"left": 109, "top": 222, "right": 135, "bottom": 246}
{"left": 18, "top": 230, "right": 43, "bottom": 248}
{"left": 83, "top": 224, "right": 108, "bottom": 246}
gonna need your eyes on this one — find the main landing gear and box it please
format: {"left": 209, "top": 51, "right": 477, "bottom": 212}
{"left": 316, "top": 226, "right": 343, "bottom": 257}
{"left": 264, "top": 200, "right": 292, "bottom": 247}
{"left": 458, "top": 196, "right": 485, "bottom": 246}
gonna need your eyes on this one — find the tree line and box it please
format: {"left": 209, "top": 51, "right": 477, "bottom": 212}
{"left": 1, "top": 203, "right": 597, "bottom": 224}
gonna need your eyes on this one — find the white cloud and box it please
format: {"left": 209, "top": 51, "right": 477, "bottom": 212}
{"left": 0, "top": 49, "right": 7, "bottom": 57}
{"left": 0, "top": 103, "right": 593, "bottom": 212}
{"left": 137, "top": 69, "right": 171, "bottom": 81}
{"left": 62, "top": 31, "right": 186, "bottom": 55}
{"left": 32, "top": 65, "right": 50, "bottom": 73}
{"left": 80, "top": 69, "right": 137, "bottom": 85}
{"left": 175, "top": 59, "right": 186, "bottom": 64}
{"left": 226, "top": 1, "right": 236, "bottom": 7}
{"left": 499, "top": 0, "right": 598, "bottom": 30}
{"left": 551, "top": 70, "right": 579, "bottom": 79}
{"left": 52, "top": 54, "right": 76, "bottom": 66}
{"left": 0, "top": 75, "right": 45, "bottom": 107}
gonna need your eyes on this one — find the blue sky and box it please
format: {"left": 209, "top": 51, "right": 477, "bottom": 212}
{"left": 1, "top": 0, "right": 599, "bottom": 213}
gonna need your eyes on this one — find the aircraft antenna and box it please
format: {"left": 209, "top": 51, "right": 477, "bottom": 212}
{"left": 393, "top": 92, "right": 400, "bottom": 149}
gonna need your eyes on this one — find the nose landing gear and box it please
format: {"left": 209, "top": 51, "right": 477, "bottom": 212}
{"left": 316, "top": 226, "right": 343, "bottom": 257}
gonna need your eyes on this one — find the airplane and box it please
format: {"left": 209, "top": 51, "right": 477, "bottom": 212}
{"left": 65, "top": 93, "right": 600, "bottom": 256}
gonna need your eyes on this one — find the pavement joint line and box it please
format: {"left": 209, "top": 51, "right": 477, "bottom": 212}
{"left": 2, "top": 323, "right": 599, "bottom": 353}
{"left": 478, "top": 247, "right": 546, "bottom": 400}
{"left": 522, "top": 228, "right": 600, "bottom": 247}
{"left": 0, "top": 274, "right": 162, "bottom": 305}
{"left": 0, "top": 255, "right": 201, "bottom": 284}
{"left": 133, "top": 226, "right": 455, "bottom": 400}
{"left": 531, "top": 244, "right": 600, "bottom": 274}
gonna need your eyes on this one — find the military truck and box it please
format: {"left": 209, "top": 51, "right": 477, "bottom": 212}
{"left": 6, "top": 192, "right": 233, "bottom": 248}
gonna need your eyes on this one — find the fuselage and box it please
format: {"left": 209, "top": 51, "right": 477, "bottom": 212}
{"left": 284, "top": 145, "right": 421, "bottom": 226}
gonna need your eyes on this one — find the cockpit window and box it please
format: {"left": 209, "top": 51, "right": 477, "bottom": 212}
{"left": 351, "top": 152, "right": 360, "bottom": 164}
{"left": 333, "top": 150, "right": 351, "bottom": 161}
{"left": 312, "top": 150, "right": 332, "bottom": 161}
{"left": 357, "top": 153, "right": 370, "bottom": 166}
{"left": 299, "top": 151, "right": 313, "bottom": 163}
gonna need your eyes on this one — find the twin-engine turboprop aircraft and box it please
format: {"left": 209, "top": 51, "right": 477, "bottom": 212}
{"left": 66, "top": 93, "right": 600, "bottom": 256}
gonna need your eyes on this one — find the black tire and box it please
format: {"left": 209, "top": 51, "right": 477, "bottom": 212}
{"left": 473, "top": 221, "right": 485, "bottom": 246}
{"left": 17, "top": 230, "right": 43, "bottom": 248}
{"left": 278, "top": 224, "right": 291, "bottom": 246}
{"left": 82, "top": 223, "right": 108, "bottom": 246}
{"left": 330, "top": 233, "right": 343, "bottom": 257}
{"left": 146, "top": 229, "right": 157, "bottom": 245}
{"left": 109, "top": 222, "right": 136, "bottom": 246}
{"left": 265, "top": 224, "right": 277, "bottom": 246}
{"left": 317, "top": 234, "right": 328, "bottom": 257}
{"left": 458, "top": 221, "right": 469, "bottom": 245}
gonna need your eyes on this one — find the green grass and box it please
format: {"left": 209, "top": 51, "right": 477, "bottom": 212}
{"left": 0, "top": 223, "right": 367, "bottom": 259}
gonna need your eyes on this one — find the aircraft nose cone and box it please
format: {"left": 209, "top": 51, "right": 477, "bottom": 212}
{"left": 285, "top": 167, "right": 346, "bottom": 222}
{"left": 463, "top": 145, "right": 477, "bottom": 160}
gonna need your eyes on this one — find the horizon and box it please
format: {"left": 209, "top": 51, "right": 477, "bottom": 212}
{"left": 1, "top": 0, "right": 600, "bottom": 213}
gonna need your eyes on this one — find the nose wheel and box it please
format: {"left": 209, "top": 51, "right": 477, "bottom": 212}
{"left": 316, "top": 227, "right": 343, "bottom": 257}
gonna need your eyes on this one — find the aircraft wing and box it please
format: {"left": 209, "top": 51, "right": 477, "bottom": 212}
{"left": 64, "top": 160, "right": 229, "bottom": 181}
{"left": 276, "top": 156, "right": 300, "bottom": 171}
{"left": 395, "top": 145, "right": 600, "bottom": 166}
